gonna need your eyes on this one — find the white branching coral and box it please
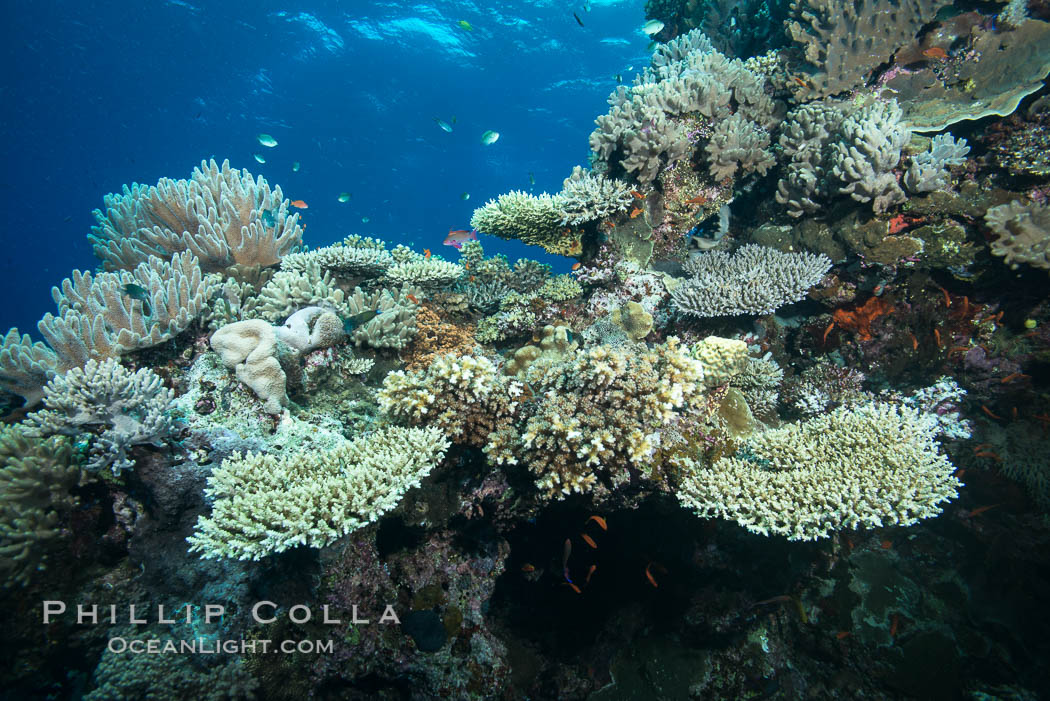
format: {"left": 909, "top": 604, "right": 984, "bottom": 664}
{"left": 26, "top": 359, "right": 176, "bottom": 474}
{"left": 670, "top": 245, "right": 831, "bottom": 317}
{"left": 677, "top": 403, "right": 962, "bottom": 540}
{"left": 187, "top": 426, "right": 450, "bottom": 560}
{"left": 557, "top": 167, "right": 634, "bottom": 225}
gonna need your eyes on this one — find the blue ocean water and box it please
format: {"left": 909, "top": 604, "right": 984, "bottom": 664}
{"left": 1, "top": 0, "right": 648, "bottom": 337}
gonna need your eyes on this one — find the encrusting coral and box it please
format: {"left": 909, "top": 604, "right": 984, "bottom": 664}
{"left": 187, "top": 426, "right": 450, "bottom": 560}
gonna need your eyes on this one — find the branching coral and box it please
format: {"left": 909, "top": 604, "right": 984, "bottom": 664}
{"left": 89, "top": 158, "right": 302, "bottom": 274}
{"left": 677, "top": 403, "right": 961, "bottom": 540}
{"left": 557, "top": 166, "right": 635, "bottom": 225}
{"left": 0, "top": 425, "right": 84, "bottom": 587}
{"left": 470, "top": 191, "right": 580, "bottom": 256}
{"left": 384, "top": 259, "right": 464, "bottom": 289}
{"left": 280, "top": 241, "right": 393, "bottom": 278}
{"left": 671, "top": 244, "right": 831, "bottom": 317}
{"left": 486, "top": 340, "right": 706, "bottom": 498}
{"left": 379, "top": 354, "right": 521, "bottom": 447}
{"left": 26, "top": 358, "right": 176, "bottom": 474}
{"left": 251, "top": 260, "right": 348, "bottom": 321}
{"left": 187, "top": 426, "right": 450, "bottom": 560}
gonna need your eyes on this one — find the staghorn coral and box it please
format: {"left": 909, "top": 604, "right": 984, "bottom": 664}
{"left": 557, "top": 166, "right": 635, "bottom": 225}
{"left": 782, "top": 357, "right": 868, "bottom": 416}
{"left": 89, "top": 158, "right": 302, "bottom": 274}
{"left": 379, "top": 354, "right": 521, "bottom": 447}
{"left": 38, "top": 251, "right": 218, "bottom": 371}
{"left": 829, "top": 100, "right": 911, "bottom": 214}
{"left": 730, "top": 356, "right": 784, "bottom": 418}
{"left": 187, "top": 426, "right": 450, "bottom": 560}
{"left": 0, "top": 329, "right": 59, "bottom": 406}
{"left": 26, "top": 358, "right": 176, "bottom": 474}
{"left": 677, "top": 402, "right": 961, "bottom": 540}
{"left": 904, "top": 133, "right": 970, "bottom": 194}
{"left": 486, "top": 340, "right": 706, "bottom": 498}
{"left": 785, "top": 0, "right": 948, "bottom": 98}
{"left": 671, "top": 244, "right": 831, "bottom": 317}
{"left": 470, "top": 191, "right": 580, "bottom": 256}
{"left": 985, "top": 200, "right": 1050, "bottom": 270}
{"left": 0, "top": 425, "right": 85, "bottom": 588}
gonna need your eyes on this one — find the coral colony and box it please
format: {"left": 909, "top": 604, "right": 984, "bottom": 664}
{"left": 3, "top": 5, "right": 1050, "bottom": 699}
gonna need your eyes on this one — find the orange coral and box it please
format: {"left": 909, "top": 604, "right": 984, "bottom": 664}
{"left": 831, "top": 296, "right": 894, "bottom": 341}
{"left": 402, "top": 305, "right": 476, "bottom": 372}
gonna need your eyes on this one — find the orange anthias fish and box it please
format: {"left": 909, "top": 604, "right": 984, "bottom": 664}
{"left": 922, "top": 46, "right": 948, "bottom": 59}
{"left": 644, "top": 563, "right": 659, "bottom": 588}
{"left": 406, "top": 294, "right": 420, "bottom": 305}
{"left": 586, "top": 515, "right": 607, "bottom": 531}
{"left": 571, "top": 262, "right": 582, "bottom": 271}
{"left": 521, "top": 563, "right": 535, "bottom": 573}
{"left": 289, "top": 199, "right": 308, "bottom": 209}
{"left": 630, "top": 207, "right": 643, "bottom": 219}
{"left": 630, "top": 189, "right": 645, "bottom": 199}
{"left": 423, "top": 248, "right": 432, "bottom": 259}
{"left": 444, "top": 228, "right": 478, "bottom": 250}
{"left": 581, "top": 533, "right": 598, "bottom": 549}
{"left": 684, "top": 194, "right": 707, "bottom": 205}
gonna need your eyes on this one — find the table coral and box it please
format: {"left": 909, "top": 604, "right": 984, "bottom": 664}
{"left": 677, "top": 402, "right": 962, "bottom": 540}
{"left": 187, "top": 426, "right": 450, "bottom": 560}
